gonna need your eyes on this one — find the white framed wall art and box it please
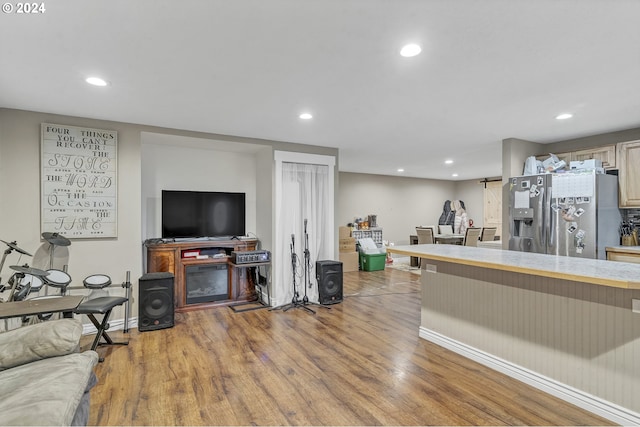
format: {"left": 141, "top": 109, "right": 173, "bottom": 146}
{"left": 41, "top": 123, "right": 118, "bottom": 238}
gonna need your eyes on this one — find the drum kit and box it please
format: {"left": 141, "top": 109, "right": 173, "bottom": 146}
{"left": 0, "top": 232, "right": 132, "bottom": 331}
{"left": 0, "top": 232, "right": 72, "bottom": 303}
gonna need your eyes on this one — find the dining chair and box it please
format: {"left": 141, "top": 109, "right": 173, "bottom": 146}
{"left": 438, "top": 224, "right": 453, "bottom": 234}
{"left": 415, "top": 227, "right": 435, "bottom": 245}
{"left": 415, "top": 227, "right": 435, "bottom": 268}
{"left": 480, "top": 227, "right": 497, "bottom": 241}
{"left": 463, "top": 227, "right": 482, "bottom": 247}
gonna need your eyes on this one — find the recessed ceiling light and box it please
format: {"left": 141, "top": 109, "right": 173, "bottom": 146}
{"left": 400, "top": 44, "right": 421, "bottom": 57}
{"left": 85, "top": 77, "right": 108, "bottom": 87}
{"left": 556, "top": 113, "right": 573, "bottom": 120}
{"left": 452, "top": 173, "right": 459, "bottom": 177}
{"left": 299, "top": 113, "right": 313, "bottom": 120}
{"left": 445, "top": 159, "right": 453, "bottom": 165}
{"left": 397, "top": 168, "right": 405, "bottom": 173}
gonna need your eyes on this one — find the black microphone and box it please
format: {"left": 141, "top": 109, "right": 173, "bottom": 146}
{"left": 304, "top": 219, "right": 307, "bottom": 233}
{"left": 291, "top": 233, "right": 295, "bottom": 247}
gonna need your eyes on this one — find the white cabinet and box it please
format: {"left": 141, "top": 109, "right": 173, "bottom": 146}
{"left": 351, "top": 227, "right": 383, "bottom": 246}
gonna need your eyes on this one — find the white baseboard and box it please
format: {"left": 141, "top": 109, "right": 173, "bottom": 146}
{"left": 82, "top": 317, "right": 138, "bottom": 335}
{"left": 419, "top": 327, "right": 640, "bottom": 426}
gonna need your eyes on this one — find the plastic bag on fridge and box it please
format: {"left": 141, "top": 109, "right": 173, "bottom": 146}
{"left": 523, "top": 156, "right": 539, "bottom": 175}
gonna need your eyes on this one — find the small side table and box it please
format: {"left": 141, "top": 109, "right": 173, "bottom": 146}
{"left": 229, "top": 261, "right": 271, "bottom": 312}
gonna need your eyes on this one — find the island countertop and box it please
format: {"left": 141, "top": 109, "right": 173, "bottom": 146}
{"left": 387, "top": 244, "right": 640, "bottom": 289}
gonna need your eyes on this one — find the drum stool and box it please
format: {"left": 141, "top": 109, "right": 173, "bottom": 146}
{"left": 75, "top": 296, "right": 129, "bottom": 361}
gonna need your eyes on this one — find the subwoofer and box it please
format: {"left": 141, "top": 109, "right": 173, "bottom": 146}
{"left": 316, "top": 260, "right": 343, "bottom": 305}
{"left": 138, "top": 272, "right": 174, "bottom": 332}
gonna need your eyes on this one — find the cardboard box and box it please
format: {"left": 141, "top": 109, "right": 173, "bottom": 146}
{"left": 339, "top": 226, "right": 351, "bottom": 239}
{"left": 339, "top": 243, "right": 356, "bottom": 253}
{"left": 570, "top": 159, "right": 602, "bottom": 169}
{"left": 339, "top": 251, "right": 359, "bottom": 272}
{"left": 339, "top": 237, "right": 356, "bottom": 245}
{"left": 339, "top": 237, "right": 356, "bottom": 252}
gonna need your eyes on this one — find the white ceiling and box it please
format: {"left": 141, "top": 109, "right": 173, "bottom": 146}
{"left": 2, "top": 0, "right": 640, "bottom": 180}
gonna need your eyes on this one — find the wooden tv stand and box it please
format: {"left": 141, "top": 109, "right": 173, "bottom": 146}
{"left": 146, "top": 238, "right": 259, "bottom": 312}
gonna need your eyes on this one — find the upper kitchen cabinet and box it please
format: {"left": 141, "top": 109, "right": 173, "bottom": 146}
{"left": 572, "top": 145, "right": 616, "bottom": 169}
{"left": 535, "top": 145, "right": 616, "bottom": 170}
{"left": 617, "top": 140, "right": 640, "bottom": 208}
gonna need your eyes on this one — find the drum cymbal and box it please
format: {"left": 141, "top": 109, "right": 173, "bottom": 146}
{"left": 9, "top": 264, "right": 49, "bottom": 277}
{"left": 42, "top": 232, "right": 71, "bottom": 246}
{"left": 0, "top": 240, "right": 32, "bottom": 256}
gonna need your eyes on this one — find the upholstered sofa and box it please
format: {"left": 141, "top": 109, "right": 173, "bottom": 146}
{"left": 0, "top": 318, "right": 99, "bottom": 425}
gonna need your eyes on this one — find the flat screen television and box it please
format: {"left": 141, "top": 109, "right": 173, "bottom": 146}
{"left": 162, "top": 190, "right": 246, "bottom": 239}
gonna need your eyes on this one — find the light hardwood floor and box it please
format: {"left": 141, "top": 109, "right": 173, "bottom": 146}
{"left": 85, "top": 267, "right": 613, "bottom": 426}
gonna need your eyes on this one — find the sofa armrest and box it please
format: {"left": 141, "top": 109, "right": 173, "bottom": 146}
{"left": 0, "top": 318, "right": 82, "bottom": 371}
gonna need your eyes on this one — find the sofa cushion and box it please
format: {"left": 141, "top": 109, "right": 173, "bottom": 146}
{"left": 0, "top": 351, "right": 99, "bottom": 425}
{"left": 0, "top": 319, "right": 82, "bottom": 371}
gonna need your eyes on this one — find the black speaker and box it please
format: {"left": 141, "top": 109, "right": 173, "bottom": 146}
{"left": 316, "top": 260, "right": 343, "bottom": 305}
{"left": 138, "top": 272, "right": 174, "bottom": 332}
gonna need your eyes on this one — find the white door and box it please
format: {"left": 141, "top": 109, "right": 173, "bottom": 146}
{"left": 483, "top": 180, "right": 503, "bottom": 239}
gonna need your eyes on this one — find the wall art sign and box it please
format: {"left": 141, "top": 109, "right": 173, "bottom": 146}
{"left": 41, "top": 123, "right": 118, "bottom": 238}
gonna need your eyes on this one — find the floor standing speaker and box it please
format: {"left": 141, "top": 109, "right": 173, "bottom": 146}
{"left": 138, "top": 272, "right": 175, "bottom": 332}
{"left": 316, "top": 260, "right": 343, "bottom": 305}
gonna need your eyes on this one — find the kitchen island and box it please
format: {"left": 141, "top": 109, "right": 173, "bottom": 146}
{"left": 387, "top": 244, "right": 640, "bottom": 425}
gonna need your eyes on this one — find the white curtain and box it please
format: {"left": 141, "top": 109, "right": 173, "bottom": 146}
{"left": 274, "top": 162, "right": 331, "bottom": 305}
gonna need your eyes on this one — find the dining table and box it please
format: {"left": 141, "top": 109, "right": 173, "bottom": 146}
{"left": 434, "top": 233, "right": 464, "bottom": 245}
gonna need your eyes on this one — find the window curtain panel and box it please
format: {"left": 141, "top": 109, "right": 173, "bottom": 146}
{"left": 274, "top": 162, "right": 331, "bottom": 305}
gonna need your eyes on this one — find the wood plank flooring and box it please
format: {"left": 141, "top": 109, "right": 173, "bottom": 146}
{"left": 85, "top": 268, "right": 613, "bottom": 425}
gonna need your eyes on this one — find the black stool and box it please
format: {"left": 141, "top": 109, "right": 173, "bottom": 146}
{"left": 75, "top": 296, "right": 129, "bottom": 361}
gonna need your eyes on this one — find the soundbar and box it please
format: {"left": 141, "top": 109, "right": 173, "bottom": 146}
{"left": 231, "top": 250, "right": 271, "bottom": 264}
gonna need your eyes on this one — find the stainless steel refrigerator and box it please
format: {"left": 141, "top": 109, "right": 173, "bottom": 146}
{"left": 508, "top": 171, "right": 621, "bottom": 259}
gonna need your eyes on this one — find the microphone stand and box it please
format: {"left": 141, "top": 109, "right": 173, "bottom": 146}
{"left": 303, "top": 220, "right": 310, "bottom": 305}
{"left": 270, "top": 232, "right": 315, "bottom": 314}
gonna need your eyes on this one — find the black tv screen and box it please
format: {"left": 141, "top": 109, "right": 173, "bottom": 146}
{"left": 162, "top": 190, "right": 246, "bottom": 238}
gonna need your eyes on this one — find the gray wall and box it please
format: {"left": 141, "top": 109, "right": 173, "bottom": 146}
{"left": 0, "top": 109, "right": 144, "bottom": 323}
{"left": 0, "top": 107, "right": 336, "bottom": 323}
{"left": 337, "top": 172, "right": 486, "bottom": 247}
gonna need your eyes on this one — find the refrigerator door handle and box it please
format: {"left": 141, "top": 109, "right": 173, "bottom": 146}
{"left": 539, "top": 187, "right": 545, "bottom": 246}
{"left": 546, "top": 184, "right": 555, "bottom": 253}
{"left": 549, "top": 195, "right": 554, "bottom": 244}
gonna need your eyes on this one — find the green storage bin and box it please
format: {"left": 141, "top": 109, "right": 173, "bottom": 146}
{"left": 359, "top": 252, "right": 386, "bottom": 271}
